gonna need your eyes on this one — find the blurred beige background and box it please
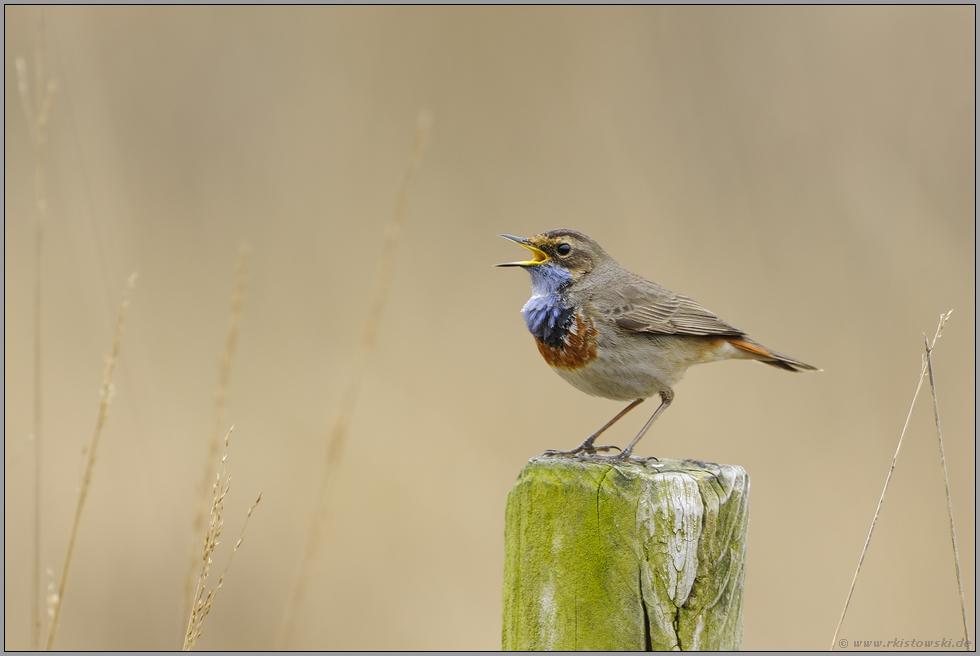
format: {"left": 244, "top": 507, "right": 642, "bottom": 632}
{"left": 4, "top": 6, "right": 975, "bottom": 651}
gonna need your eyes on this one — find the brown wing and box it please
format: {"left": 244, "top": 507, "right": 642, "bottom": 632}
{"left": 599, "top": 277, "right": 744, "bottom": 336}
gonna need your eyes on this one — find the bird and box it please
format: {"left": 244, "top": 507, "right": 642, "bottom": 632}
{"left": 496, "top": 229, "right": 818, "bottom": 463}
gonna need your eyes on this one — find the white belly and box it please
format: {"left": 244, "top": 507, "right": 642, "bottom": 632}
{"left": 550, "top": 333, "right": 742, "bottom": 401}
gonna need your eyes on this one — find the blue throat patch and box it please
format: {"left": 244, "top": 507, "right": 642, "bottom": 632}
{"left": 521, "top": 264, "right": 575, "bottom": 349}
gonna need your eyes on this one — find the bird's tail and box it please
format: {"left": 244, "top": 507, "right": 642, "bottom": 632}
{"left": 726, "top": 337, "right": 820, "bottom": 373}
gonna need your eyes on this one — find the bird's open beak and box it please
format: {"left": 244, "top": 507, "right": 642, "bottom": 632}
{"left": 495, "top": 234, "right": 549, "bottom": 267}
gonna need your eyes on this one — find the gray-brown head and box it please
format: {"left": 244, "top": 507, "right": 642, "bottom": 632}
{"left": 495, "top": 229, "right": 616, "bottom": 284}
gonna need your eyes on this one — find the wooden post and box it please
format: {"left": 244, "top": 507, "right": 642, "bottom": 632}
{"left": 503, "top": 457, "right": 749, "bottom": 651}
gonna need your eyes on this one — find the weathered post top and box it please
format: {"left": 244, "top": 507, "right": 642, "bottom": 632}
{"left": 503, "top": 457, "right": 749, "bottom": 651}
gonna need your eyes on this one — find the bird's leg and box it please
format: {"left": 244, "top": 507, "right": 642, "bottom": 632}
{"left": 543, "top": 398, "right": 645, "bottom": 457}
{"left": 605, "top": 389, "right": 674, "bottom": 463}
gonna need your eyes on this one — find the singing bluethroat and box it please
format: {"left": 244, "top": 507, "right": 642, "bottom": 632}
{"left": 497, "top": 229, "right": 818, "bottom": 463}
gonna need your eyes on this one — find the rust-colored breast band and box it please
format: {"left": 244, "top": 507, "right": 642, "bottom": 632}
{"left": 537, "top": 314, "right": 599, "bottom": 371}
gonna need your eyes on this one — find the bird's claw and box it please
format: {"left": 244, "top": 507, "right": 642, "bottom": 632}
{"left": 578, "top": 451, "right": 660, "bottom": 466}
{"left": 542, "top": 443, "right": 621, "bottom": 458}
{"left": 542, "top": 446, "right": 659, "bottom": 467}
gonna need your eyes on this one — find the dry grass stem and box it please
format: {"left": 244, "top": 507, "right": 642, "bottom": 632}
{"left": 830, "top": 312, "right": 955, "bottom": 650}
{"left": 16, "top": 19, "right": 58, "bottom": 647}
{"left": 44, "top": 567, "right": 56, "bottom": 626}
{"left": 183, "top": 427, "right": 262, "bottom": 651}
{"left": 183, "top": 244, "right": 251, "bottom": 627}
{"left": 45, "top": 273, "right": 137, "bottom": 651}
{"left": 922, "top": 312, "right": 969, "bottom": 647}
{"left": 277, "top": 110, "right": 433, "bottom": 649}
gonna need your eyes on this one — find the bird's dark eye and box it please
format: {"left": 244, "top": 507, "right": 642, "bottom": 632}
{"left": 557, "top": 243, "right": 572, "bottom": 256}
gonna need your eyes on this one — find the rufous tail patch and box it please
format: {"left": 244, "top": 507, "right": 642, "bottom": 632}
{"left": 725, "top": 337, "right": 772, "bottom": 358}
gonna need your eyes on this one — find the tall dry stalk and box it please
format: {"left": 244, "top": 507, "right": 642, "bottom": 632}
{"left": 277, "top": 110, "right": 433, "bottom": 649}
{"left": 45, "top": 273, "right": 137, "bottom": 651}
{"left": 830, "top": 312, "right": 952, "bottom": 650}
{"left": 182, "top": 244, "right": 251, "bottom": 628}
{"left": 183, "top": 427, "right": 262, "bottom": 651}
{"left": 923, "top": 312, "right": 969, "bottom": 647}
{"left": 16, "top": 17, "right": 58, "bottom": 648}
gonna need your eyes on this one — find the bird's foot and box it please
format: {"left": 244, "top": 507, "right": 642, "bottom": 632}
{"left": 542, "top": 443, "right": 620, "bottom": 458}
{"left": 571, "top": 449, "right": 660, "bottom": 466}
{"left": 592, "top": 451, "right": 660, "bottom": 466}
